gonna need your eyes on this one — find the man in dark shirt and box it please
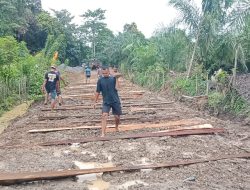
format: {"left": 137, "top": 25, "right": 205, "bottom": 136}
{"left": 42, "top": 66, "right": 59, "bottom": 110}
{"left": 94, "top": 67, "right": 121, "bottom": 137}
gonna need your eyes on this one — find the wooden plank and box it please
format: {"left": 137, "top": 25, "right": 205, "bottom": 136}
{"left": 181, "top": 95, "right": 208, "bottom": 99}
{"left": 28, "top": 124, "right": 213, "bottom": 133}
{"left": 41, "top": 106, "right": 173, "bottom": 112}
{"left": 28, "top": 119, "right": 209, "bottom": 133}
{"left": 129, "top": 107, "right": 171, "bottom": 112}
{"left": 40, "top": 101, "right": 175, "bottom": 111}
{"left": 66, "top": 84, "right": 133, "bottom": 89}
{"left": 0, "top": 128, "right": 222, "bottom": 149}
{"left": 38, "top": 109, "right": 170, "bottom": 120}
{"left": 66, "top": 84, "right": 96, "bottom": 88}
{"left": 41, "top": 105, "right": 94, "bottom": 111}
{"left": 39, "top": 111, "right": 176, "bottom": 121}
{"left": 0, "top": 153, "right": 249, "bottom": 185}
{"left": 39, "top": 128, "right": 224, "bottom": 146}
{"left": 64, "top": 91, "right": 145, "bottom": 96}
{"left": 27, "top": 115, "right": 180, "bottom": 126}
{"left": 64, "top": 93, "right": 143, "bottom": 98}
{"left": 28, "top": 116, "right": 141, "bottom": 125}
{"left": 63, "top": 95, "right": 142, "bottom": 100}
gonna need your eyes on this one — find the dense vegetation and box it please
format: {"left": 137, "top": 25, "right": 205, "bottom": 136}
{"left": 0, "top": 0, "right": 250, "bottom": 115}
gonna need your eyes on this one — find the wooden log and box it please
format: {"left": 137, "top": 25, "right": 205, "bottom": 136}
{"left": 39, "top": 128, "right": 224, "bottom": 146}
{"left": 1, "top": 152, "right": 249, "bottom": 185}
{"left": 28, "top": 123, "right": 212, "bottom": 133}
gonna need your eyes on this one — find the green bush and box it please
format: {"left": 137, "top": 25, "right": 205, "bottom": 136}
{"left": 171, "top": 76, "right": 203, "bottom": 96}
{"left": 224, "top": 90, "right": 248, "bottom": 114}
{"left": 0, "top": 95, "right": 21, "bottom": 111}
{"left": 0, "top": 37, "right": 49, "bottom": 114}
{"left": 208, "top": 92, "right": 225, "bottom": 113}
{"left": 208, "top": 90, "right": 249, "bottom": 115}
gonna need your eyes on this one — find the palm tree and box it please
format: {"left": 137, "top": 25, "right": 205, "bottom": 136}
{"left": 169, "top": 0, "right": 235, "bottom": 77}
{"left": 227, "top": 0, "right": 250, "bottom": 85}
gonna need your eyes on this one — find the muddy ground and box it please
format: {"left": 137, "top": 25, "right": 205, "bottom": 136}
{"left": 0, "top": 69, "right": 249, "bottom": 190}
{"left": 236, "top": 73, "right": 250, "bottom": 103}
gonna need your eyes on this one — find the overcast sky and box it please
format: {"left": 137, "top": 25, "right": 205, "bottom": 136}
{"left": 42, "top": 0, "right": 201, "bottom": 38}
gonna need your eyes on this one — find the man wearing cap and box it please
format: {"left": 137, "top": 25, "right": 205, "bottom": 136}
{"left": 42, "top": 66, "right": 59, "bottom": 110}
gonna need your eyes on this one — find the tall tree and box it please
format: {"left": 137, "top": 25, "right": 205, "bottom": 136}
{"left": 169, "top": 0, "right": 236, "bottom": 76}
{"left": 80, "top": 8, "right": 107, "bottom": 59}
{"left": 51, "top": 9, "right": 82, "bottom": 65}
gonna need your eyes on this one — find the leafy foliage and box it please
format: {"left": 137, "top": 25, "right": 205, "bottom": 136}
{"left": 0, "top": 36, "right": 49, "bottom": 114}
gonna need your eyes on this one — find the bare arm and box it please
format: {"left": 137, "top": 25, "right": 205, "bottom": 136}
{"left": 93, "top": 92, "right": 100, "bottom": 109}
{"left": 60, "top": 76, "right": 67, "bottom": 86}
{"left": 56, "top": 80, "right": 60, "bottom": 92}
{"left": 94, "top": 92, "right": 100, "bottom": 103}
{"left": 115, "top": 77, "right": 120, "bottom": 90}
{"left": 41, "top": 79, "right": 47, "bottom": 93}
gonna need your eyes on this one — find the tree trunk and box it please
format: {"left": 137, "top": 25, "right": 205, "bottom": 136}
{"left": 187, "top": 35, "right": 199, "bottom": 78}
{"left": 93, "top": 40, "right": 96, "bottom": 58}
{"left": 187, "top": 19, "right": 202, "bottom": 78}
{"left": 232, "top": 46, "right": 238, "bottom": 87}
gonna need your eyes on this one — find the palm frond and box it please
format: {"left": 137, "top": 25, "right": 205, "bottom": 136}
{"left": 238, "top": 44, "right": 248, "bottom": 72}
{"left": 169, "top": 0, "right": 201, "bottom": 32}
{"left": 228, "top": 0, "right": 250, "bottom": 32}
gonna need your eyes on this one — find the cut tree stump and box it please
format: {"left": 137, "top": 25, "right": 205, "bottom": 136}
{"left": 0, "top": 153, "right": 249, "bottom": 185}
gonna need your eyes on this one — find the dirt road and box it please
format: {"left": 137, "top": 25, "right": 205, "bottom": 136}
{"left": 0, "top": 69, "right": 249, "bottom": 190}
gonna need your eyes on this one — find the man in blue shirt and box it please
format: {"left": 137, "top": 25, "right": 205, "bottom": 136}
{"left": 85, "top": 66, "right": 91, "bottom": 84}
{"left": 94, "top": 67, "right": 121, "bottom": 137}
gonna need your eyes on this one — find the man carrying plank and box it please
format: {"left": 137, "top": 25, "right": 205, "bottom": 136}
{"left": 94, "top": 66, "right": 122, "bottom": 137}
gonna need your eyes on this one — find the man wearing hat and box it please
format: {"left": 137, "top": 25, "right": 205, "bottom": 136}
{"left": 42, "top": 65, "right": 59, "bottom": 110}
